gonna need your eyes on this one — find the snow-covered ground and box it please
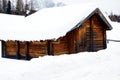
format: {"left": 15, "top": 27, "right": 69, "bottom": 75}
{"left": 0, "top": 22, "right": 120, "bottom": 80}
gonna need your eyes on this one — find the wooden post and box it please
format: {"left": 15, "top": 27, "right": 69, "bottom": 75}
{"left": 51, "top": 43, "right": 54, "bottom": 55}
{"left": 47, "top": 40, "right": 51, "bottom": 55}
{"left": 103, "top": 29, "right": 107, "bottom": 49}
{"left": 16, "top": 41, "right": 21, "bottom": 59}
{"left": 75, "top": 42, "right": 78, "bottom": 53}
{"left": 1, "top": 40, "right": 6, "bottom": 58}
{"left": 26, "top": 41, "right": 30, "bottom": 60}
{"left": 47, "top": 40, "right": 54, "bottom": 55}
{"left": 90, "top": 17, "right": 94, "bottom": 51}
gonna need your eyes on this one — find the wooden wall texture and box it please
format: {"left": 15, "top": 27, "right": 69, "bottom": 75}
{"left": 1, "top": 14, "right": 107, "bottom": 60}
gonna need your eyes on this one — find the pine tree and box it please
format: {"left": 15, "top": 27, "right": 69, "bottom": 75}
{"left": 6, "top": 0, "right": 11, "bottom": 14}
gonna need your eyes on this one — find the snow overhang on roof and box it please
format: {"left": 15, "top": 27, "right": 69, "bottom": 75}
{"left": 0, "top": 4, "right": 112, "bottom": 41}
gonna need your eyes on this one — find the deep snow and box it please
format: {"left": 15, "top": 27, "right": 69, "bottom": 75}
{"left": 0, "top": 40, "right": 120, "bottom": 80}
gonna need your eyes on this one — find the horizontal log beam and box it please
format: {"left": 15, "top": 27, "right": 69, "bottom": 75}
{"left": 107, "top": 39, "right": 120, "bottom": 42}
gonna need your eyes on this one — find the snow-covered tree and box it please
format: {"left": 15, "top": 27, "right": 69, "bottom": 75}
{"left": 30, "top": 0, "right": 55, "bottom": 11}
{"left": 16, "top": 0, "right": 24, "bottom": 14}
{"left": 56, "top": 2, "right": 66, "bottom": 7}
{"left": 0, "top": 0, "right": 66, "bottom": 15}
{"left": 44, "top": 0, "right": 55, "bottom": 8}
{"left": 0, "top": 0, "right": 2, "bottom": 12}
{"left": 31, "top": 0, "right": 38, "bottom": 10}
{"left": 2, "top": 0, "right": 7, "bottom": 13}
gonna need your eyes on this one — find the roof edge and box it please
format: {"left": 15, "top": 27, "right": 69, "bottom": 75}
{"left": 68, "top": 8, "right": 112, "bottom": 33}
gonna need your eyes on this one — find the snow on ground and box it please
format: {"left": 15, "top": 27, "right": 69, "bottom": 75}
{"left": 107, "top": 22, "right": 120, "bottom": 40}
{"left": 0, "top": 22, "right": 120, "bottom": 80}
{"left": 0, "top": 40, "right": 120, "bottom": 80}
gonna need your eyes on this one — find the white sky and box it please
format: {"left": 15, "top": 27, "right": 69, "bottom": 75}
{"left": 54, "top": 0, "right": 120, "bottom": 15}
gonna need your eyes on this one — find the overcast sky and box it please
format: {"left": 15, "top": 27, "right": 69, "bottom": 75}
{"left": 54, "top": 0, "right": 120, "bottom": 14}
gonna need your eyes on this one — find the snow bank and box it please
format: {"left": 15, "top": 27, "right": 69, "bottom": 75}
{"left": 107, "top": 22, "right": 120, "bottom": 40}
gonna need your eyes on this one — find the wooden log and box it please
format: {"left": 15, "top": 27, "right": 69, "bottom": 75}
{"left": 19, "top": 41, "right": 26, "bottom": 57}
{"left": 16, "top": 41, "right": 21, "bottom": 59}
{"left": 1, "top": 40, "right": 6, "bottom": 57}
{"left": 47, "top": 40, "right": 54, "bottom": 55}
{"left": 26, "top": 41, "right": 30, "bottom": 60}
{"left": 28, "top": 41, "right": 47, "bottom": 57}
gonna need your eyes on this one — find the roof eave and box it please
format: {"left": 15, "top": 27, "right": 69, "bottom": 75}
{"left": 68, "top": 8, "right": 112, "bottom": 33}
{"left": 97, "top": 8, "right": 113, "bottom": 30}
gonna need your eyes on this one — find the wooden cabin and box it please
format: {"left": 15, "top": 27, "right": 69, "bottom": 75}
{"left": 52, "top": 8, "right": 112, "bottom": 55}
{"left": 0, "top": 8, "right": 112, "bottom": 60}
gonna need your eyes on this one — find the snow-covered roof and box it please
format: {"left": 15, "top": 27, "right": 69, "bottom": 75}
{"left": 0, "top": 4, "right": 112, "bottom": 41}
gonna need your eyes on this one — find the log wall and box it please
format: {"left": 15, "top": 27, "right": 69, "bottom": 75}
{"left": 5, "top": 40, "right": 17, "bottom": 56}
{"left": 53, "top": 36, "right": 69, "bottom": 55}
{"left": 29, "top": 41, "right": 47, "bottom": 58}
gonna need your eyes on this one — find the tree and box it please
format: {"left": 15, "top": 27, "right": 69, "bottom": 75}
{"left": 44, "top": 0, "right": 55, "bottom": 8}
{"left": 2, "top": 0, "right": 7, "bottom": 13}
{"left": 25, "top": 3, "right": 30, "bottom": 16}
{"left": 30, "top": 0, "right": 40, "bottom": 10}
{"left": 6, "top": 0, "right": 11, "bottom": 14}
{"left": 16, "top": 0, "right": 24, "bottom": 15}
{"left": 0, "top": 0, "right": 2, "bottom": 12}
{"left": 56, "top": 2, "right": 66, "bottom": 7}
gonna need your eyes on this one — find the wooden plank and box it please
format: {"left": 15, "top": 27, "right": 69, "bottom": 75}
{"left": 47, "top": 40, "right": 51, "bottom": 55}
{"left": 5, "top": 41, "right": 17, "bottom": 56}
{"left": 29, "top": 41, "right": 47, "bottom": 58}
{"left": 19, "top": 41, "right": 26, "bottom": 57}
{"left": 103, "top": 29, "right": 107, "bottom": 49}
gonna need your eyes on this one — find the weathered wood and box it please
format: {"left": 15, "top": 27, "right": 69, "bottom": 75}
{"left": 67, "top": 31, "right": 75, "bottom": 54}
{"left": 16, "top": 41, "right": 21, "bottom": 59}
{"left": 5, "top": 40, "right": 17, "bottom": 56}
{"left": 1, "top": 40, "right": 6, "bottom": 57}
{"left": 19, "top": 41, "right": 26, "bottom": 57}
{"left": 90, "top": 17, "right": 94, "bottom": 51}
{"left": 26, "top": 41, "right": 30, "bottom": 60}
{"left": 103, "top": 29, "right": 107, "bottom": 49}
{"left": 47, "top": 40, "right": 53, "bottom": 55}
{"left": 53, "top": 42, "right": 69, "bottom": 55}
{"left": 28, "top": 41, "right": 47, "bottom": 58}
{"left": 53, "top": 36, "right": 69, "bottom": 55}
